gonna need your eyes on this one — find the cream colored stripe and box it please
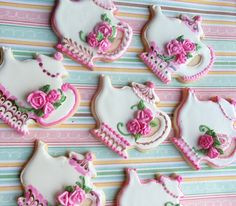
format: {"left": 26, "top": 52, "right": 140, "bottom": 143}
{"left": 1, "top": 175, "right": 236, "bottom": 191}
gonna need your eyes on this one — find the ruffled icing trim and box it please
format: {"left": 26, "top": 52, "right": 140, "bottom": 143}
{"left": 132, "top": 82, "right": 159, "bottom": 105}
{"left": 93, "top": 0, "right": 117, "bottom": 10}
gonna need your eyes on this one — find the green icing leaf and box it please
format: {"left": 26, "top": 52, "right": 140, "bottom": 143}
{"left": 134, "top": 134, "right": 141, "bottom": 142}
{"left": 150, "top": 120, "right": 158, "bottom": 127}
{"left": 196, "top": 43, "right": 201, "bottom": 51}
{"left": 137, "top": 100, "right": 146, "bottom": 110}
{"left": 187, "top": 53, "right": 193, "bottom": 58}
{"left": 39, "top": 85, "right": 50, "bottom": 93}
{"left": 217, "top": 148, "right": 224, "bottom": 155}
{"left": 76, "top": 181, "right": 83, "bottom": 188}
{"left": 101, "top": 13, "right": 111, "bottom": 24}
{"left": 34, "top": 109, "right": 44, "bottom": 117}
{"left": 60, "top": 95, "right": 67, "bottom": 103}
{"left": 84, "top": 186, "right": 92, "bottom": 194}
{"left": 213, "top": 138, "right": 221, "bottom": 146}
{"left": 65, "top": 186, "right": 74, "bottom": 192}
{"left": 96, "top": 32, "right": 104, "bottom": 41}
{"left": 53, "top": 102, "right": 62, "bottom": 109}
{"left": 176, "top": 35, "right": 184, "bottom": 42}
{"left": 79, "top": 31, "right": 87, "bottom": 42}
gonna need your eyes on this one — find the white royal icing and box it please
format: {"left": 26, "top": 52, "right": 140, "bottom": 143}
{"left": 20, "top": 141, "right": 105, "bottom": 205}
{"left": 92, "top": 75, "right": 171, "bottom": 158}
{"left": 117, "top": 169, "right": 183, "bottom": 206}
{"left": 0, "top": 47, "right": 79, "bottom": 133}
{"left": 141, "top": 6, "right": 214, "bottom": 83}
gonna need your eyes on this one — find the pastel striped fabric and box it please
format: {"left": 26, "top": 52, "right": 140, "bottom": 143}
{"left": 0, "top": 0, "right": 236, "bottom": 205}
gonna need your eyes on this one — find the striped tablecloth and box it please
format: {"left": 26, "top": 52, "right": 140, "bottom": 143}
{"left": 0, "top": 0, "right": 236, "bottom": 205}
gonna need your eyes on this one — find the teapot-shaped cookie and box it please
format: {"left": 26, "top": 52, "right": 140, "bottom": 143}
{"left": 91, "top": 75, "right": 171, "bottom": 158}
{"left": 18, "top": 141, "right": 105, "bottom": 206}
{"left": 117, "top": 168, "right": 183, "bottom": 206}
{"left": 172, "top": 89, "right": 236, "bottom": 169}
{"left": 0, "top": 47, "right": 80, "bottom": 134}
{"left": 140, "top": 6, "right": 214, "bottom": 84}
{"left": 52, "top": 0, "right": 133, "bottom": 69}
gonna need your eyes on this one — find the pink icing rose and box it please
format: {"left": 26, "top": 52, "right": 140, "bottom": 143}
{"left": 182, "top": 39, "right": 196, "bottom": 52}
{"left": 208, "top": 147, "right": 220, "bottom": 159}
{"left": 58, "top": 191, "right": 69, "bottom": 206}
{"left": 46, "top": 89, "right": 61, "bottom": 103}
{"left": 43, "top": 102, "right": 55, "bottom": 118}
{"left": 85, "top": 152, "right": 93, "bottom": 161}
{"left": 27, "top": 91, "right": 47, "bottom": 109}
{"left": 68, "top": 187, "right": 86, "bottom": 205}
{"left": 198, "top": 134, "right": 214, "bottom": 149}
{"left": 166, "top": 39, "right": 183, "bottom": 55}
{"left": 136, "top": 108, "right": 153, "bottom": 123}
{"left": 94, "top": 22, "right": 113, "bottom": 38}
{"left": 139, "top": 121, "right": 151, "bottom": 135}
{"left": 126, "top": 119, "right": 141, "bottom": 135}
{"left": 87, "top": 32, "right": 99, "bottom": 48}
{"left": 175, "top": 53, "right": 187, "bottom": 64}
{"left": 98, "top": 39, "right": 111, "bottom": 52}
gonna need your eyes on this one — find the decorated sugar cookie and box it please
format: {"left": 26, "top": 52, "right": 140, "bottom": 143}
{"left": 52, "top": 0, "right": 133, "bottom": 69}
{"left": 117, "top": 168, "right": 184, "bottom": 206}
{"left": 140, "top": 6, "right": 214, "bottom": 84}
{"left": 0, "top": 47, "right": 79, "bottom": 134}
{"left": 172, "top": 89, "right": 236, "bottom": 170}
{"left": 18, "top": 141, "right": 105, "bottom": 206}
{"left": 91, "top": 75, "right": 171, "bottom": 158}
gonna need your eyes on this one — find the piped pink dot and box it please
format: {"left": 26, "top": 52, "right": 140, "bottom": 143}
{"left": 54, "top": 52, "right": 64, "bottom": 61}
{"left": 57, "top": 44, "right": 62, "bottom": 49}
{"left": 146, "top": 81, "right": 155, "bottom": 88}
{"left": 176, "top": 175, "right": 183, "bottom": 183}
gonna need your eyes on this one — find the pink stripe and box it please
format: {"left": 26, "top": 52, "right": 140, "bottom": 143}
{"left": 79, "top": 87, "right": 236, "bottom": 102}
{"left": 0, "top": 8, "right": 235, "bottom": 38}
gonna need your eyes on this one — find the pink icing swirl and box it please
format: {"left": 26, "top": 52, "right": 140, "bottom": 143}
{"left": 87, "top": 32, "right": 99, "bottom": 48}
{"left": 207, "top": 147, "right": 220, "bottom": 159}
{"left": 126, "top": 119, "right": 141, "bottom": 135}
{"left": 136, "top": 108, "right": 153, "bottom": 123}
{"left": 198, "top": 134, "right": 214, "bottom": 149}
{"left": 94, "top": 22, "right": 112, "bottom": 38}
{"left": 27, "top": 91, "right": 47, "bottom": 109}
{"left": 46, "top": 89, "right": 61, "bottom": 103}
{"left": 166, "top": 39, "right": 183, "bottom": 56}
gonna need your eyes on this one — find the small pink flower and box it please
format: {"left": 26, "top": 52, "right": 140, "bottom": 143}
{"left": 136, "top": 108, "right": 153, "bottom": 123}
{"left": 58, "top": 191, "right": 69, "bottom": 206}
{"left": 126, "top": 119, "right": 141, "bottom": 135}
{"left": 68, "top": 187, "right": 86, "bottom": 205}
{"left": 139, "top": 121, "right": 151, "bottom": 135}
{"left": 94, "top": 22, "right": 113, "bottom": 38}
{"left": 182, "top": 39, "right": 196, "bottom": 52}
{"left": 43, "top": 102, "right": 55, "bottom": 118}
{"left": 46, "top": 89, "right": 61, "bottom": 103}
{"left": 27, "top": 91, "right": 47, "bottom": 109}
{"left": 175, "top": 53, "right": 187, "bottom": 64}
{"left": 87, "top": 32, "right": 99, "bottom": 48}
{"left": 198, "top": 134, "right": 214, "bottom": 149}
{"left": 98, "top": 39, "right": 111, "bottom": 52}
{"left": 166, "top": 39, "right": 183, "bottom": 55}
{"left": 208, "top": 147, "right": 220, "bottom": 159}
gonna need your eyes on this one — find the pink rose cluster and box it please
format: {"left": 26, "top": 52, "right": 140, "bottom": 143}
{"left": 87, "top": 22, "right": 113, "bottom": 52}
{"left": 57, "top": 187, "right": 86, "bottom": 206}
{"left": 166, "top": 37, "right": 196, "bottom": 64}
{"left": 27, "top": 89, "right": 61, "bottom": 118}
{"left": 126, "top": 108, "right": 154, "bottom": 136}
{"left": 198, "top": 134, "right": 220, "bottom": 159}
